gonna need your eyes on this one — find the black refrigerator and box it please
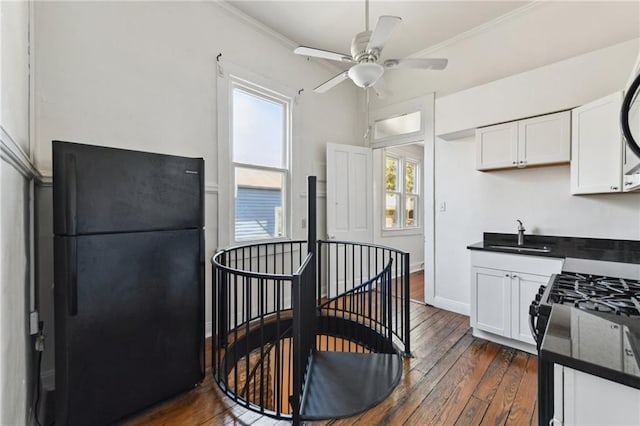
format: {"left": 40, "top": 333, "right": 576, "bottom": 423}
{"left": 53, "top": 141, "right": 205, "bottom": 425}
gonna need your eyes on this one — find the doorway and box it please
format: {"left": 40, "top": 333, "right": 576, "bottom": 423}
{"left": 372, "top": 142, "right": 425, "bottom": 303}
{"left": 368, "top": 94, "right": 435, "bottom": 305}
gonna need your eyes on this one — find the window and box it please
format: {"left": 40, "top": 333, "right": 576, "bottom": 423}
{"left": 384, "top": 154, "right": 420, "bottom": 230}
{"left": 231, "top": 83, "right": 290, "bottom": 241}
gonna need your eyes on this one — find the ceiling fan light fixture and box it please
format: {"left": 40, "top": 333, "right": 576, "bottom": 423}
{"left": 348, "top": 63, "right": 384, "bottom": 88}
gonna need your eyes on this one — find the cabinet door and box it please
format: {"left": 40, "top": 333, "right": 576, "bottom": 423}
{"left": 518, "top": 111, "right": 570, "bottom": 167}
{"left": 563, "top": 367, "right": 640, "bottom": 426}
{"left": 472, "top": 267, "right": 511, "bottom": 336}
{"left": 476, "top": 122, "right": 518, "bottom": 171}
{"left": 571, "top": 92, "right": 623, "bottom": 194}
{"left": 510, "top": 272, "right": 547, "bottom": 345}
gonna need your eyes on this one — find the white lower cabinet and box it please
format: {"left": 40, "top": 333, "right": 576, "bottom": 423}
{"left": 554, "top": 366, "right": 640, "bottom": 425}
{"left": 470, "top": 251, "right": 563, "bottom": 351}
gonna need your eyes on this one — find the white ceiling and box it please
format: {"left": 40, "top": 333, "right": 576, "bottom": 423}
{"left": 224, "top": 1, "right": 640, "bottom": 97}
{"left": 227, "top": 1, "right": 529, "bottom": 61}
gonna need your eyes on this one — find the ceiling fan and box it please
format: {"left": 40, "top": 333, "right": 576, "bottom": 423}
{"left": 293, "top": 0, "right": 448, "bottom": 94}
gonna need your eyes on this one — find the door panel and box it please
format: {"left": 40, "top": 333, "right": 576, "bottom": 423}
{"left": 511, "top": 272, "right": 546, "bottom": 345}
{"left": 326, "top": 143, "right": 372, "bottom": 243}
{"left": 518, "top": 111, "right": 570, "bottom": 166}
{"left": 55, "top": 230, "right": 204, "bottom": 425}
{"left": 473, "top": 267, "right": 510, "bottom": 336}
{"left": 53, "top": 141, "right": 204, "bottom": 235}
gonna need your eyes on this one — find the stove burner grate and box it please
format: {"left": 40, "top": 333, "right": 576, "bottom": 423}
{"left": 547, "top": 273, "right": 640, "bottom": 317}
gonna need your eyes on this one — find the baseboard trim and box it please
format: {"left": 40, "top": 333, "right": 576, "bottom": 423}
{"left": 409, "top": 262, "right": 423, "bottom": 274}
{"left": 471, "top": 328, "right": 537, "bottom": 355}
{"left": 432, "top": 296, "right": 470, "bottom": 316}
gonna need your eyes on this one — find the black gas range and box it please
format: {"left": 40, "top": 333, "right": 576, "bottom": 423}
{"left": 530, "top": 265, "right": 640, "bottom": 425}
{"left": 530, "top": 272, "right": 640, "bottom": 346}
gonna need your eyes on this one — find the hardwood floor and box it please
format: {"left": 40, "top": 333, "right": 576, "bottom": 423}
{"left": 409, "top": 270, "right": 424, "bottom": 302}
{"left": 124, "top": 302, "right": 538, "bottom": 426}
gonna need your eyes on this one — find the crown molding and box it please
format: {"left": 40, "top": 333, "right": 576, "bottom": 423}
{"left": 211, "top": 1, "right": 343, "bottom": 74}
{"left": 411, "top": 1, "right": 543, "bottom": 58}
{"left": 0, "top": 126, "right": 42, "bottom": 181}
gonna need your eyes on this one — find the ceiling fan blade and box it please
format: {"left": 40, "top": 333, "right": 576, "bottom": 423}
{"left": 366, "top": 16, "right": 402, "bottom": 54}
{"left": 384, "top": 58, "right": 448, "bottom": 70}
{"left": 314, "top": 71, "right": 350, "bottom": 93}
{"left": 294, "top": 46, "right": 353, "bottom": 63}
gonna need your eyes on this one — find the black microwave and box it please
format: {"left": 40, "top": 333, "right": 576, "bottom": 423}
{"left": 622, "top": 68, "right": 640, "bottom": 162}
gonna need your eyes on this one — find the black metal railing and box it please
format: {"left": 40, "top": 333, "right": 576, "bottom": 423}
{"left": 212, "top": 240, "right": 309, "bottom": 418}
{"left": 318, "top": 258, "right": 394, "bottom": 353}
{"left": 291, "top": 253, "right": 316, "bottom": 424}
{"left": 317, "top": 240, "right": 411, "bottom": 356}
{"left": 210, "top": 176, "right": 412, "bottom": 421}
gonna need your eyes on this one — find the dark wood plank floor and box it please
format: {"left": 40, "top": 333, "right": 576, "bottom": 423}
{"left": 124, "top": 301, "right": 538, "bottom": 426}
{"left": 409, "top": 270, "right": 424, "bottom": 302}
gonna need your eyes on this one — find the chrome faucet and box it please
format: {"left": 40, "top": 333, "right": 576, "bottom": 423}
{"left": 517, "top": 220, "right": 526, "bottom": 246}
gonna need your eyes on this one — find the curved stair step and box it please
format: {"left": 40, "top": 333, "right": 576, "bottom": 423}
{"left": 300, "top": 351, "right": 402, "bottom": 420}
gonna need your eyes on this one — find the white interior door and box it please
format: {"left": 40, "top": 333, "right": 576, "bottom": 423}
{"left": 326, "top": 143, "right": 372, "bottom": 243}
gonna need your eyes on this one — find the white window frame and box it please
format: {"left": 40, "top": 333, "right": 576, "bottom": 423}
{"left": 383, "top": 152, "right": 421, "bottom": 232}
{"left": 369, "top": 97, "right": 427, "bottom": 149}
{"left": 217, "top": 63, "right": 294, "bottom": 247}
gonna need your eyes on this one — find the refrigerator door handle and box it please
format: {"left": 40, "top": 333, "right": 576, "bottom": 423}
{"left": 68, "top": 238, "right": 78, "bottom": 316}
{"left": 66, "top": 154, "right": 78, "bottom": 235}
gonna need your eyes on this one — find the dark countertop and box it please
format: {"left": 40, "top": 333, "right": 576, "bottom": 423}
{"left": 540, "top": 304, "right": 640, "bottom": 390}
{"left": 467, "top": 233, "right": 640, "bottom": 264}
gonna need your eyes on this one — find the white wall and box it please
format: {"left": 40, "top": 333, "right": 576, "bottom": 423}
{"left": 436, "top": 39, "right": 639, "bottom": 137}
{"left": 33, "top": 0, "right": 362, "bottom": 376}
{"left": 0, "top": 161, "right": 30, "bottom": 426}
{"left": 0, "top": 1, "right": 34, "bottom": 424}
{"left": 373, "top": 143, "right": 425, "bottom": 272}
{"left": 430, "top": 43, "right": 640, "bottom": 314}
{"left": 374, "top": 1, "right": 640, "bottom": 104}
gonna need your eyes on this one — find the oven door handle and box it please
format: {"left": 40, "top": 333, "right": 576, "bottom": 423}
{"left": 529, "top": 305, "right": 539, "bottom": 343}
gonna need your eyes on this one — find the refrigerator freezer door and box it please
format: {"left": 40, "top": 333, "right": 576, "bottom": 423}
{"left": 53, "top": 141, "right": 204, "bottom": 236}
{"left": 54, "top": 229, "right": 204, "bottom": 426}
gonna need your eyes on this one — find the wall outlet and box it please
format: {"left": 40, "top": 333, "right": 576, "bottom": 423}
{"left": 438, "top": 201, "right": 447, "bottom": 212}
{"left": 301, "top": 218, "right": 306, "bottom": 228}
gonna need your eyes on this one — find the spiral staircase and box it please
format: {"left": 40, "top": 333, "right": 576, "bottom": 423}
{"left": 211, "top": 178, "right": 411, "bottom": 424}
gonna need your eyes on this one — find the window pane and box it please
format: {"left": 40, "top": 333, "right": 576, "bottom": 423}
{"left": 385, "top": 157, "right": 399, "bottom": 191}
{"left": 235, "top": 167, "right": 285, "bottom": 240}
{"left": 405, "top": 162, "right": 417, "bottom": 194}
{"left": 405, "top": 195, "right": 418, "bottom": 227}
{"left": 374, "top": 111, "right": 421, "bottom": 140}
{"left": 233, "top": 88, "right": 285, "bottom": 168}
{"left": 385, "top": 193, "right": 400, "bottom": 228}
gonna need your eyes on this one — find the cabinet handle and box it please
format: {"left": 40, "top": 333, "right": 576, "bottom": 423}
{"left": 505, "top": 273, "right": 510, "bottom": 277}
{"left": 512, "top": 274, "right": 518, "bottom": 278}
{"left": 512, "top": 161, "right": 517, "bottom": 164}
{"left": 625, "top": 182, "right": 632, "bottom": 186}
{"left": 610, "top": 186, "right": 619, "bottom": 190}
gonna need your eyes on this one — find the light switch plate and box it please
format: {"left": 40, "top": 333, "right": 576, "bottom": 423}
{"left": 439, "top": 202, "right": 447, "bottom": 212}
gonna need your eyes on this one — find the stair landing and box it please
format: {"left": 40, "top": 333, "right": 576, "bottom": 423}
{"left": 300, "top": 351, "right": 403, "bottom": 420}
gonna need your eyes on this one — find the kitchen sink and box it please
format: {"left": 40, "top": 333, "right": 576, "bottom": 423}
{"left": 487, "top": 245, "right": 552, "bottom": 253}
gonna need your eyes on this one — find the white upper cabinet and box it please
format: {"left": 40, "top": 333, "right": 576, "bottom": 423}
{"left": 571, "top": 92, "right": 624, "bottom": 195}
{"left": 517, "top": 111, "right": 571, "bottom": 167}
{"left": 476, "top": 122, "right": 518, "bottom": 170}
{"left": 476, "top": 111, "right": 571, "bottom": 171}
